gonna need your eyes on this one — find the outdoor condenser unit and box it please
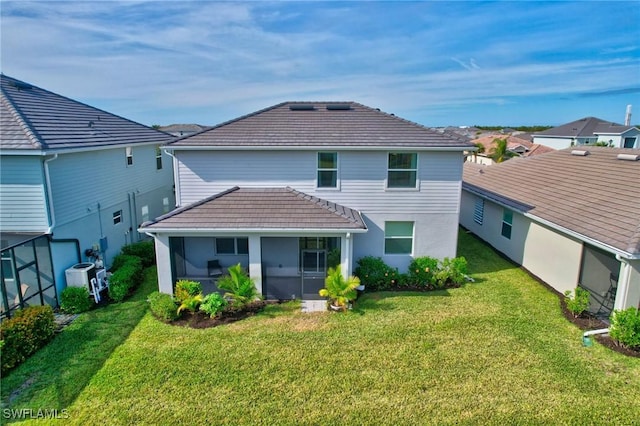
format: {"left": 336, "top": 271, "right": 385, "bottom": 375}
{"left": 65, "top": 262, "right": 96, "bottom": 290}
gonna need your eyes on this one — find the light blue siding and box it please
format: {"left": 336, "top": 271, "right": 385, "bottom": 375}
{"left": 0, "top": 156, "right": 49, "bottom": 231}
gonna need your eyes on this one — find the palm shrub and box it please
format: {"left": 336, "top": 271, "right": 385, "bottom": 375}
{"left": 175, "top": 280, "right": 202, "bottom": 304}
{"left": 434, "top": 257, "right": 468, "bottom": 287}
{"left": 217, "top": 263, "right": 259, "bottom": 307}
{"left": 177, "top": 294, "right": 204, "bottom": 315}
{"left": 609, "top": 307, "right": 640, "bottom": 349}
{"left": 564, "top": 287, "right": 590, "bottom": 318}
{"left": 319, "top": 266, "right": 360, "bottom": 311}
{"left": 199, "top": 293, "right": 227, "bottom": 318}
{"left": 60, "top": 286, "right": 94, "bottom": 313}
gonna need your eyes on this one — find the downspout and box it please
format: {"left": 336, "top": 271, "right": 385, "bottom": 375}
{"left": 614, "top": 254, "right": 631, "bottom": 311}
{"left": 582, "top": 328, "right": 609, "bottom": 347}
{"left": 163, "top": 149, "right": 180, "bottom": 206}
{"left": 43, "top": 154, "right": 58, "bottom": 233}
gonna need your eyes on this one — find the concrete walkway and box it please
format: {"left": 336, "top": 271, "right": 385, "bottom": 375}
{"left": 301, "top": 300, "right": 327, "bottom": 313}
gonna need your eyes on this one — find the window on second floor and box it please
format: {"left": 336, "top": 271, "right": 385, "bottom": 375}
{"left": 156, "top": 147, "right": 163, "bottom": 170}
{"left": 624, "top": 137, "right": 636, "bottom": 148}
{"left": 125, "top": 147, "right": 133, "bottom": 166}
{"left": 317, "top": 152, "right": 338, "bottom": 188}
{"left": 501, "top": 209, "right": 513, "bottom": 239}
{"left": 113, "top": 210, "right": 122, "bottom": 225}
{"left": 387, "top": 153, "right": 417, "bottom": 188}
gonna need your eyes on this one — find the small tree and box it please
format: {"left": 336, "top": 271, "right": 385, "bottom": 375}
{"left": 564, "top": 287, "right": 590, "bottom": 318}
{"left": 489, "top": 138, "right": 517, "bottom": 163}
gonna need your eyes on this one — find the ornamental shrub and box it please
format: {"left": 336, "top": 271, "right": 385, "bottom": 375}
{"left": 148, "top": 291, "right": 179, "bottom": 321}
{"left": 200, "top": 293, "right": 227, "bottom": 318}
{"left": 564, "top": 287, "right": 590, "bottom": 318}
{"left": 217, "top": 263, "right": 259, "bottom": 307}
{"left": 407, "top": 257, "right": 439, "bottom": 287}
{"left": 60, "top": 286, "right": 94, "bottom": 314}
{"left": 175, "top": 280, "right": 203, "bottom": 304}
{"left": 110, "top": 254, "right": 139, "bottom": 273}
{"left": 609, "top": 307, "right": 640, "bottom": 349}
{"left": 121, "top": 241, "right": 156, "bottom": 267}
{"left": 1, "top": 305, "right": 56, "bottom": 374}
{"left": 108, "top": 257, "right": 143, "bottom": 302}
{"left": 354, "top": 256, "right": 398, "bottom": 291}
{"left": 434, "top": 257, "right": 468, "bottom": 287}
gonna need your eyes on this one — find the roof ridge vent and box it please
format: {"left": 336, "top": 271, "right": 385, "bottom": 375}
{"left": 571, "top": 150, "right": 589, "bottom": 156}
{"left": 617, "top": 153, "right": 640, "bottom": 161}
{"left": 289, "top": 104, "right": 315, "bottom": 111}
{"left": 326, "top": 104, "right": 351, "bottom": 110}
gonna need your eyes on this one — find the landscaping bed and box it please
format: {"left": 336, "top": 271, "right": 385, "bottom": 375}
{"left": 165, "top": 300, "right": 270, "bottom": 329}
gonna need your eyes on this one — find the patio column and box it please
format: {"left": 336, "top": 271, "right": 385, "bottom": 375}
{"left": 248, "top": 235, "right": 263, "bottom": 294}
{"left": 340, "top": 232, "right": 353, "bottom": 277}
{"left": 154, "top": 234, "right": 173, "bottom": 295}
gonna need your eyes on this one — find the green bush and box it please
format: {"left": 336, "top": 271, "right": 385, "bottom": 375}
{"left": 434, "top": 257, "right": 468, "bottom": 287}
{"left": 110, "top": 254, "right": 139, "bottom": 273}
{"left": 354, "top": 256, "right": 398, "bottom": 291}
{"left": 564, "top": 287, "right": 590, "bottom": 318}
{"left": 148, "top": 291, "right": 179, "bottom": 321}
{"left": 200, "top": 293, "right": 227, "bottom": 318}
{"left": 609, "top": 307, "right": 640, "bottom": 349}
{"left": 178, "top": 294, "right": 203, "bottom": 314}
{"left": 407, "top": 257, "right": 439, "bottom": 287}
{"left": 121, "top": 241, "right": 156, "bottom": 268}
{"left": 217, "top": 263, "right": 259, "bottom": 307}
{"left": 175, "top": 280, "right": 203, "bottom": 304}
{"left": 60, "top": 286, "right": 94, "bottom": 314}
{"left": 1, "top": 305, "right": 56, "bottom": 374}
{"left": 108, "top": 257, "right": 143, "bottom": 302}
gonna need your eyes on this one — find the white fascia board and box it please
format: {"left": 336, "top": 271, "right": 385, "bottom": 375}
{"left": 139, "top": 227, "right": 367, "bottom": 236}
{"left": 163, "top": 145, "right": 472, "bottom": 152}
{"left": 1, "top": 141, "right": 173, "bottom": 156}
{"left": 0, "top": 150, "right": 43, "bottom": 156}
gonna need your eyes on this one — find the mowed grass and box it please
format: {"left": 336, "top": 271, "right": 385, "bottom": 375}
{"left": 2, "top": 231, "right": 640, "bottom": 424}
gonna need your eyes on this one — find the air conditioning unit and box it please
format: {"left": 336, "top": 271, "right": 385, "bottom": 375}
{"left": 65, "top": 262, "right": 96, "bottom": 290}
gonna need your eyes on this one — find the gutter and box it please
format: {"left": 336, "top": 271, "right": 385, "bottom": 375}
{"left": 43, "top": 154, "right": 58, "bottom": 233}
{"left": 138, "top": 227, "right": 368, "bottom": 235}
{"left": 163, "top": 145, "right": 474, "bottom": 152}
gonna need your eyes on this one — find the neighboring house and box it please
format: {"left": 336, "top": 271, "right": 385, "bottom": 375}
{"left": 158, "top": 124, "right": 210, "bottom": 137}
{"left": 0, "top": 75, "right": 176, "bottom": 318}
{"left": 533, "top": 117, "right": 640, "bottom": 149}
{"left": 460, "top": 147, "right": 640, "bottom": 318}
{"left": 467, "top": 135, "right": 555, "bottom": 165}
{"left": 139, "top": 101, "right": 473, "bottom": 300}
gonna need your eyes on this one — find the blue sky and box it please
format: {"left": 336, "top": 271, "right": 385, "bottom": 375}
{"left": 1, "top": 1, "right": 639, "bottom": 127}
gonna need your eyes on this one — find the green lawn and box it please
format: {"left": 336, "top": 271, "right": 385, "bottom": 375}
{"left": 2, "top": 231, "right": 640, "bottom": 424}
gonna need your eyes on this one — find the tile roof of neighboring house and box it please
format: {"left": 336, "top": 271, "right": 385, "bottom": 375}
{"left": 0, "top": 75, "right": 175, "bottom": 151}
{"left": 471, "top": 135, "right": 555, "bottom": 158}
{"left": 141, "top": 187, "right": 367, "bottom": 231}
{"left": 168, "top": 102, "right": 474, "bottom": 149}
{"left": 463, "top": 147, "right": 640, "bottom": 255}
{"left": 158, "top": 124, "right": 211, "bottom": 135}
{"left": 534, "top": 117, "right": 636, "bottom": 138}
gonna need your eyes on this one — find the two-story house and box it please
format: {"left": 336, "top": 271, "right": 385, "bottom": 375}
{"left": 139, "top": 102, "right": 473, "bottom": 300}
{"left": 0, "top": 75, "right": 175, "bottom": 317}
{"left": 532, "top": 117, "right": 639, "bottom": 150}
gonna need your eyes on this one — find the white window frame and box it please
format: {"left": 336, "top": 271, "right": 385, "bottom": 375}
{"left": 162, "top": 197, "right": 170, "bottom": 213}
{"left": 156, "top": 147, "right": 163, "bottom": 170}
{"left": 386, "top": 152, "right": 418, "bottom": 190}
{"left": 384, "top": 221, "right": 414, "bottom": 255}
{"left": 126, "top": 147, "right": 133, "bottom": 166}
{"left": 501, "top": 209, "right": 513, "bottom": 239}
{"left": 316, "top": 152, "right": 339, "bottom": 189}
{"left": 113, "top": 210, "right": 122, "bottom": 225}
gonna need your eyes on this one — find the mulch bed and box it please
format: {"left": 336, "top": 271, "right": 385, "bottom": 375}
{"left": 167, "top": 300, "right": 271, "bottom": 329}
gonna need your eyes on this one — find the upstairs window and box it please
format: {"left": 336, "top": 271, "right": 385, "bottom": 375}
{"left": 387, "top": 153, "right": 417, "bottom": 188}
{"left": 126, "top": 147, "right": 133, "bottom": 166}
{"left": 317, "top": 152, "right": 338, "bottom": 188}
{"left": 113, "top": 210, "right": 122, "bottom": 225}
{"left": 501, "top": 209, "right": 513, "bottom": 239}
{"left": 156, "top": 147, "right": 163, "bottom": 170}
{"left": 384, "top": 221, "right": 414, "bottom": 255}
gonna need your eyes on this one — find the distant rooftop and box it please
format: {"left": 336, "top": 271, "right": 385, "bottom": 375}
{"left": 534, "top": 117, "right": 636, "bottom": 138}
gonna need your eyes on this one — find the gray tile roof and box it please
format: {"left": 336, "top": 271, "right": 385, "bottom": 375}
{"left": 463, "top": 147, "right": 640, "bottom": 255}
{"left": 168, "top": 102, "right": 474, "bottom": 149}
{"left": 141, "top": 187, "right": 367, "bottom": 231}
{"left": 1, "top": 75, "right": 175, "bottom": 151}
{"left": 534, "top": 116, "right": 636, "bottom": 138}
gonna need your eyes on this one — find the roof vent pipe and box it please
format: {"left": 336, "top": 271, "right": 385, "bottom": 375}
{"left": 571, "top": 150, "right": 589, "bottom": 156}
{"left": 617, "top": 153, "right": 640, "bottom": 161}
{"left": 625, "top": 105, "right": 632, "bottom": 126}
